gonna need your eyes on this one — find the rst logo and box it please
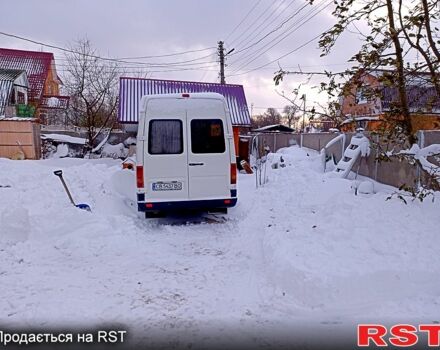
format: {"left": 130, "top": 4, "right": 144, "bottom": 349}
{"left": 358, "top": 324, "right": 440, "bottom": 347}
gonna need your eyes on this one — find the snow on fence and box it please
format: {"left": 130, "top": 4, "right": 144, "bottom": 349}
{"left": 0, "top": 119, "right": 41, "bottom": 159}
{"left": 299, "top": 130, "right": 440, "bottom": 190}
{"left": 320, "top": 133, "right": 345, "bottom": 172}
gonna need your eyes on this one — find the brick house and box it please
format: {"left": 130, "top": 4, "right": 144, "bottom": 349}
{"left": 340, "top": 70, "right": 440, "bottom": 132}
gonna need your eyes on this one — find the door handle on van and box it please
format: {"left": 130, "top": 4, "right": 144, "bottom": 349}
{"left": 189, "top": 162, "right": 204, "bottom": 166}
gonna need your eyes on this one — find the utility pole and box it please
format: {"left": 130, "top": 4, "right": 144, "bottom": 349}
{"left": 218, "top": 41, "right": 225, "bottom": 84}
{"left": 217, "top": 42, "right": 234, "bottom": 84}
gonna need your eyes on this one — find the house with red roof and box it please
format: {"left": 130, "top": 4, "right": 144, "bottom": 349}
{"left": 0, "top": 48, "right": 69, "bottom": 123}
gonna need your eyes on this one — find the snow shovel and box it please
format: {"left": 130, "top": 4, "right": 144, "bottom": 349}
{"left": 53, "top": 170, "right": 91, "bottom": 211}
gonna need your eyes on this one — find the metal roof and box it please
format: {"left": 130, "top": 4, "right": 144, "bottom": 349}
{"left": 0, "top": 48, "right": 53, "bottom": 102}
{"left": 118, "top": 77, "right": 251, "bottom": 126}
{"left": 0, "top": 68, "right": 26, "bottom": 82}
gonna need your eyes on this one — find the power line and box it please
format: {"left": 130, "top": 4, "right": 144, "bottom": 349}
{"left": 230, "top": 0, "right": 332, "bottom": 73}
{"left": 228, "top": 0, "right": 278, "bottom": 48}
{"left": 225, "top": 0, "right": 263, "bottom": 42}
{"left": 53, "top": 52, "right": 218, "bottom": 67}
{"left": 233, "top": 1, "right": 309, "bottom": 57}
{"left": 54, "top": 59, "right": 219, "bottom": 69}
{"left": 230, "top": 0, "right": 296, "bottom": 55}
{"left": 116, "top": 47, "right": 216, "bottom": 59}
{"left": 228, "top": 1, "right": 317, "bottom": 70}
{"left": 56, "top": 65, "right": 219, "bottom": 74}
{"left": 231, "top": 0, "right": 289, "bottom": 51}
{"left": 227, "top": 32, "right": 326, "bottom": 77}
{"left": 0, "top": 31, "right": 216, "bottom": 66}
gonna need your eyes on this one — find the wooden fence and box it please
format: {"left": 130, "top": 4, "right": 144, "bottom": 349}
{"left": 0, "top": 119, "right": 41, "bottom": 159}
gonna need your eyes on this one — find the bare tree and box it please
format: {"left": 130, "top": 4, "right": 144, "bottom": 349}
{"left": 63, "top": 39, "right": 120, "bottom": 153}
{"left": 251, "top": 108, "right": 282, "bottom": 129}
{"left": 275, "top": 89, "right": 345, "bottom": 130}
{"left": 282, "top": 105, "right": 299, "bottom": 129}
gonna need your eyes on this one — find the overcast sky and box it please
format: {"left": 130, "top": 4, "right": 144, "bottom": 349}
{"left": 0, "top": 0, "right": 361, "bottom": 115}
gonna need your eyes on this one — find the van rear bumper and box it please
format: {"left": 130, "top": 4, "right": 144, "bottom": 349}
{"left": 137, "top": 198, "right": 237, "bottom": 212}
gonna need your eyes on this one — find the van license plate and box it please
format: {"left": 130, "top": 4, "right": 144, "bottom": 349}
{"left": 152, "top": 182, "right": 182, "bottom": 191}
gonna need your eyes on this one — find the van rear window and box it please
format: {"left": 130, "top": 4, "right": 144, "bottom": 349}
{"left": 148, "top": 120, "right": 183, "bottom": 154}
{"left": 191, "top": 119, "right": 225, "bottom": 154}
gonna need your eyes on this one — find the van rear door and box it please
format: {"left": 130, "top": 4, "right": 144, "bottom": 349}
{"left": 186, "top": 98, "right": 231, "bottom": 200}
{"left": 143, "top": 98, "right": 189, "bottom": 201}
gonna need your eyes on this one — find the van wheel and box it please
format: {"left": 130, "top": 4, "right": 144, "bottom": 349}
{"left": 145, "top": 211, "right": 164, "bottom": 219}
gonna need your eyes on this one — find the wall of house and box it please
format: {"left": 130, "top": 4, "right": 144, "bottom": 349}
{"left": 43, "top": 64, "right": 60, "bottom": 96}
{"left": 340, "top": 73, "right": 381, "bottom": 117}
{"left": 341, "top": 114, "right": 440, "bottom": 133}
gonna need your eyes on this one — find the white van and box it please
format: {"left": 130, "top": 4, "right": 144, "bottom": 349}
{"left": 135, "top": 92, "right": 237, "bottom": 217}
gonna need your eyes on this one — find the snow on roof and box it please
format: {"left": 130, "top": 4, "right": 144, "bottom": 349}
{"left": 0, "top": 48, "right": 54, "bottom": 102}
{"left": 0, "top": 116, "right": 36, "bottom": 121}
{"left": 118, "top": 77, "right": 251, "bottom": 126}
{"left": 41, "top": 133, "right": 86, "bottom": 145}
{"left": 341, "top": 116, "right": 380, "bottom": 125}
{"left": 253, "top": 124, "right": 295, "bottom": 132}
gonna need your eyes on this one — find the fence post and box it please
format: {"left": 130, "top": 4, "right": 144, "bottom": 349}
{"left": 300, "top": 133, "right": 303, "bottom": 148}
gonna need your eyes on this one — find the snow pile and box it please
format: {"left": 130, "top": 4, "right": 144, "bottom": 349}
{"left": 101, "top": 143, "right": 128, "bottom": 159}
{"left": 41, "top": 133, "right": 86, "bottom": 145}
{"left": 123, "top": 136, "right": 137, "bottom": 146}
{"left": 401, "top": 144, "right": 440, "bottom": 181}
{"left": 358, "top": 135, "right": 371, "bottom": 157}
{"left": 46, "top": 97, "right": 59, "bottom": 108}
{"left": 52, "top": 143, "right": 69, "bottom": 158}
{"left": 0, "top": 147, "right": 439, "bottom": 347}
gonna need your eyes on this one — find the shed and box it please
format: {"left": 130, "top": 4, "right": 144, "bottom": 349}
{"left": 0, "top": 117, "right": 41, "bottom": 159}
{"left": 118, "top": 77, "right": 251, "bottom": 155}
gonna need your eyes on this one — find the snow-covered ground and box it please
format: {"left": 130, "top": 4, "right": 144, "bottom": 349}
{"left": 0, "top": 146, "right": 439, "bottom": 348}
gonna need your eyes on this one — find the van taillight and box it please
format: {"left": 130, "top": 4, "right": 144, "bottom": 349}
{"left": 136, "top": 166, "right": 144, "bottom": 188}
{"left": 230, "top": 163, "right": 237, "bottom": 184}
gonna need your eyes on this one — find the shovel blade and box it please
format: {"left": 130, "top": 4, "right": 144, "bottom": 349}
{"left": 76, "top": 203, "right": 91, "bottom": 211}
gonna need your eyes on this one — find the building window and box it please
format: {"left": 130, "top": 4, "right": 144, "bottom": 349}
{"left": 355, "top": 87, "right": 368, "bottom": 104}
{"left": 10, "top": 88, "right": 16, "bottom": 104}
{"left": 17, "top": 91, "right": 26, "bottom": 104}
